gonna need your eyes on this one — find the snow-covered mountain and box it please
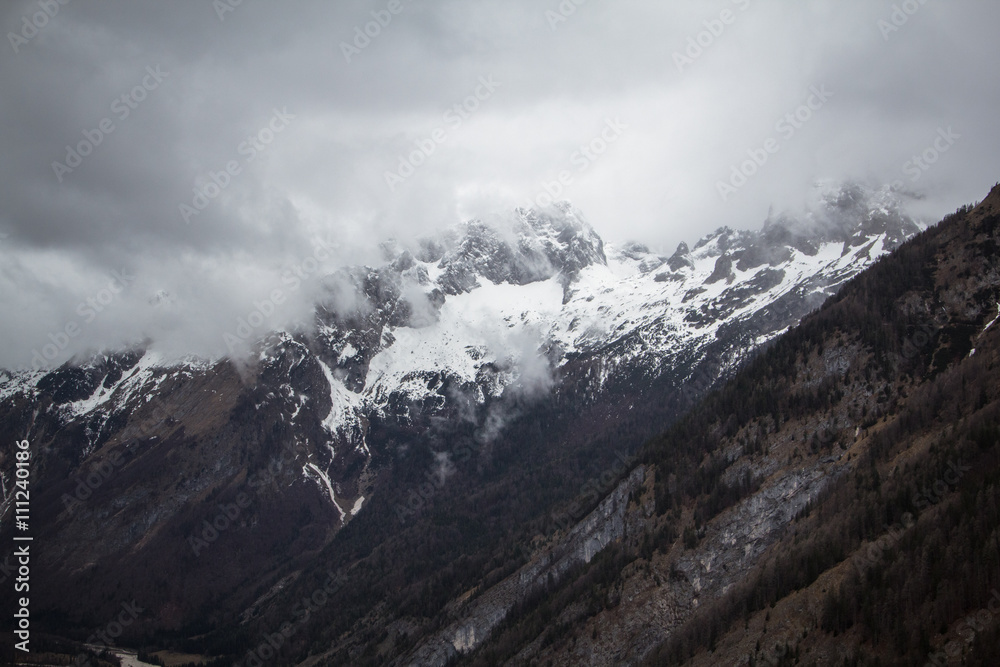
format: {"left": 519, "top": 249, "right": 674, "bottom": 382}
{"left": 303, "top": 182, "right": 919, "bottom": 447}
{"left": 0, "top": 180, "right": 922, "bottom": 636}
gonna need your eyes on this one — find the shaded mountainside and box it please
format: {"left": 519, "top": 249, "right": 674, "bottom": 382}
{"left": 453, "top": 184, "right": 1000, "bottom": 666}
{"left": 0, "top": 182, "right": 924, "bottom": 661}
{"left": 198, "top": 184, "right": 926, "bottom": 664}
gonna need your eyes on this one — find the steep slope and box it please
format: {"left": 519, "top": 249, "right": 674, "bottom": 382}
{"left": 457, "top": 185, "right": 1000, "bottom": 666}
{"left": 210, "top": 183, "right": 923, "bottom": 665}
{"left": 0, "top": 182, "right": 921, "bottom": 657}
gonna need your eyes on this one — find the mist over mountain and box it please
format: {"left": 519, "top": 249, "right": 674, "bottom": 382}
{"left": 2, "top": 2, "right": 1000, "bottom": 665}
{"left": 0, "top": 178, "right": 944, "bottom": 665}
{"left": 468, "top": 182, "right": 1000, "bottom": 667}
{"left": 2, "top": 1, "right": 999, "bottom": 372}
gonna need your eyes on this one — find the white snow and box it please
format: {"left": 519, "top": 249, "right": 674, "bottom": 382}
{"left": 981, "top": 303, "right": 1000, "bottom": 336}
{"left": 109, "top": 650, "right": 158, "bottom": 667}
{"left": 0, "top": 369, "right": 42, "bottom": 402}
{"left": 65, "top": 350, "right": 165, "bottom": 418}
{"left": 303, "top": 462, "right": 346, "bottom": 521}
{"left": 7, "top": 200, "right": 910, "bottom": 518}
{"left": 969, "top": 303, "right": 1000, "bottom": 358}
{"left": 357, "top": 230, "right": 900, "bottom": 407}
{"left": 316, "top": 358, "right": 363, "bottom": 449}
{"left": 365, "top": 277, "right": 564, "bottom": 401}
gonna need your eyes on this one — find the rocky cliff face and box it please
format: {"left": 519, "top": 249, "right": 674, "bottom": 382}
{"left": 397, "top": 465, "right": 648, "bottom": 667}
{"left": 465, "top": 185, "right": 1000, "bottom": 667}
{"left": 432, "top": 204, "right": 607, "bottom": 296}
{"left": 0, "top": 181, "right": 924, "bottom": 651}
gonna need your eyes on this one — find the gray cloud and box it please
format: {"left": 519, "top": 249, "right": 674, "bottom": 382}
{"left": 1, "top": 0, "right": 998, "bottom": 368}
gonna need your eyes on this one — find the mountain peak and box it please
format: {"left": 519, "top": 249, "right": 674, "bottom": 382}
{"left": 780, "top": 180, "right": 923, "bottom": 249}
{"left": 434, "top": 205, "right": 606, "bottom": 295}
{"left": 686, "top": 181, "right": 922, "bottom": 275}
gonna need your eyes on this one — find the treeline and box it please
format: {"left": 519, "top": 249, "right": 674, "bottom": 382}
{"left": 467, "top": 194, "right": 1000, "bottom": 665}
{"left": 195, "top": 360, "right": 714, "bottom": 664}
{"left": 204, "top": 192, "right": 998, "bottom": 665}
{"left": 650, "top": 387, "right": 1000, "bottom": 665}
{"left": 642, "top": 198, "right": 1000, "bottom": 663}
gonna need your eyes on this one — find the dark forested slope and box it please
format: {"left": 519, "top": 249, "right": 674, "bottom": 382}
{"left": 466, "top": 184, "right": 1000, "bottom": 666}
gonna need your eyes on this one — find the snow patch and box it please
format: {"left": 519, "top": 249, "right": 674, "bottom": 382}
{"left": 316, "top": 358, "right": 362, "bottom": 441}
{"left": 303, "top": 462, "right": 346, "bottom": 521}
{"left": 980, "top": 303, "right": 1000, "bottom": 336}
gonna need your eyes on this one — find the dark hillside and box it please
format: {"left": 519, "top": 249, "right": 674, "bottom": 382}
{"left": 469, "top": 184, "right": 1000, "bottom": 666}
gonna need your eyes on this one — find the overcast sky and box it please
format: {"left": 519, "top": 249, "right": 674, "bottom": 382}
{"left": 1, "top": 0, "right": 998, "bottom": 369}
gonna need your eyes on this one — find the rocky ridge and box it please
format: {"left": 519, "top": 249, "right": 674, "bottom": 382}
{"left": 0, "top": 180, "right": 924, "bottom": 649}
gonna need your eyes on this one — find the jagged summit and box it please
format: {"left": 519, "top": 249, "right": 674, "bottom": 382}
{"left": 416, "top": 204, "right": 606, "bottom": 295}
{"left": 460, "top": 181, "right": 1000, "bottom": 667}
{"left": 5, "top": 181, "right": 925, "bottom": 406}
{"left": 694, "top": 181, "right": 919, "bottom": 262}
{"left": 0, "top": 179, "right": 932, "bottom": 657}
{"left": 776, "top": 180, "right": 922, "bottom": 250}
